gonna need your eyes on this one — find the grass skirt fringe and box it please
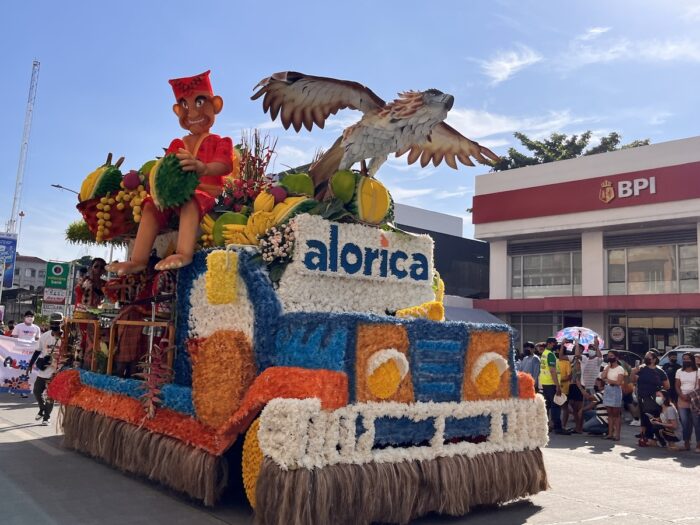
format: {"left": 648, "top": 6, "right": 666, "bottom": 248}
{"left": 60, "top": 405, "right": 228, "bottom": 505}
{"left": 255, "top": 448, "right": 548, "bottom": 525}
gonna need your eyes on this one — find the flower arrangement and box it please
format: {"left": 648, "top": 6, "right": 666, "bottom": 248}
{"left": 215, "top": 130, "right": 276, "bottom": 214}
{"left": 134, "top": 343, "right": 173, "bottom": 419}
{"left": 256, "top": 220, "right": 297, "bottom": 283}
{"left": 256, "top": 396, "right": 548, "bottom": 471}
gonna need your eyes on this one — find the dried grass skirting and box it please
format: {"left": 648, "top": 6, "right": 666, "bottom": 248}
{"left": 61, "top": 406, "right": 228, "bottom": 506}
{"left": 255, "top": 448, "right": 548, "bottom": 525}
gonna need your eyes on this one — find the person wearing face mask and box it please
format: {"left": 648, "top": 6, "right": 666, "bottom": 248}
{"left": 602, "top": 350, "right": 627, "bottom": 441}
{"left": 675, "top": 352, "right": 700, "bottom": 452}
{"left": 581, "top": 337, "right": 603, "bottom": 396}
{"left": 582, "top": 378, "right": 608, "bottom": 435}
{"left": 11, "top": 310, "right": 41, "bottom": 398}
{"left": 646, "top": 389, "right": 681, "bottom": 450}
{"left": 27, "top": 314, "right": 63, "bottom": 426}
{"left": 631, "top": 351, "right": 669, "bottom": 446}
{"left": 518, "top": 342, "right": 540, "bottom": 391}
{"left": 663, "top": 353, "right": 681, "bottom": 403}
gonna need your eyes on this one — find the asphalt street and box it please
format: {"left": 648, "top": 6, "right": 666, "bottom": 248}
{"left": 1, "top": 396, "right": 699, "bottom": 525}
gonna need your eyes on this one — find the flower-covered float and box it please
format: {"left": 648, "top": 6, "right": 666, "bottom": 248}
{"left": 53, "top": 70, "right": 548, "bottom": 525}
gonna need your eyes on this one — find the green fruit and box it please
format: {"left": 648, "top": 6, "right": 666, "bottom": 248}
{"left": 149, "top": 154, "right": 199, "bottom": 210}
{"left": 213, "top": 212, "right": 249, "bottom": 246}
{"left": 280, "top": 172, "right": 315, "bottom": 197}
{"left": 330, "top": 170, "right": 357, "bottom": 203}
{"left": 139, "top": 159, "right": 157, "bottom": 176}
{"left": 91, "top": 166, "right": 123, "bottom": 199}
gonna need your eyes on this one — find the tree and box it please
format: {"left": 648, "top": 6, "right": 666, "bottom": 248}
{"left": 491, "top": 131, "right": 650, "bottom": 172}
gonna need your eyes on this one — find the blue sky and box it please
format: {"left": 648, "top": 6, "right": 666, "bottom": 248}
{"left": 2, "top": 0, "right": 700, "bottom": 262}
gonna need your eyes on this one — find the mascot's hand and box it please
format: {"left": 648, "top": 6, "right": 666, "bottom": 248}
{"left": 176, "top": 149, "right": 207, "bottom": 176}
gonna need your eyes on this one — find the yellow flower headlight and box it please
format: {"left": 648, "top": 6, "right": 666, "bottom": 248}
{"left": 366, "top": 349, "right": 409, "bottom": 400}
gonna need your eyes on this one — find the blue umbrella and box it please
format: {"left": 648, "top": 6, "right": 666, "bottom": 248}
{"left": 556, "top": 326, "right": 605, "bottom": 348}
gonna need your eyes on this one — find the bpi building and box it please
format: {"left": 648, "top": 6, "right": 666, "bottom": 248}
{"left": 472, "top": 136, "right": 700, "bottom": 355}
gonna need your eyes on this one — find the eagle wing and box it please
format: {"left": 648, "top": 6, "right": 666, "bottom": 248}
{"left": 396, "top": 123, "right": 499, "bottom": 169}
{"left": 251, "top": 71, "right": 386, "bottom": 132}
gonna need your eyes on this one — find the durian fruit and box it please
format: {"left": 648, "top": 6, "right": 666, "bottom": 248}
{"left": 350, "top": 176, "right": 391, "bottom": 224}
{"left": 79, "top": 153, "right": 125, "bottom": 201}
{"left": 149, "top": 154, "right": 200, "bottom": 210}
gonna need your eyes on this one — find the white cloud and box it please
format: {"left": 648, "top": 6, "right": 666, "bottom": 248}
{"left": 648, "top": 111, "right": 673, "bottom": 126}
{"left": 446, "top": 108, "right": 594, "bottom": 139}
{"left": 577, "top": 27, "right": 611, "bottom": 41}
{"left": 433, "top": 186, "right": 474, "bottom": 200}
{"left": 561, "top": 34, "right": 700, "bottom": 70}
{"left": 387, "top": 186, "right": 435, "bottom": 202}
{"left": 479, "top": 44, "right": 543, "bottom": 85}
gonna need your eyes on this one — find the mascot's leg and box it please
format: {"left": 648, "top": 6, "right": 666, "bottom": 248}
{"left": 155, "top": 199, "right": 198, "bottom": 271}
{"left": 107, "top": 202, "right": 160, "bottom": 276}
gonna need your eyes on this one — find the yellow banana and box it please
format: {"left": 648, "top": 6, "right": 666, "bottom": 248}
{"left": 253, "top": 192, "right": 275, "bottom": 213}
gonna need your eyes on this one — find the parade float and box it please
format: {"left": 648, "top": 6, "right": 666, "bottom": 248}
{"left": 52, "top": 70, "right": 548, "bottom": 525}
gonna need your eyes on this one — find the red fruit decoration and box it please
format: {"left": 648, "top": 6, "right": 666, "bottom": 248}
{"left": 269, "top": 185, "right": 288, "bottom": 204}
{"left": 123, "top": 170, "right": 142, "bottom": 190}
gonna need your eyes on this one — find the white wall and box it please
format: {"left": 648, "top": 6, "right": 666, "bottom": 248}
{"left": 476, "top": 136, "right": 700, "bottom": 195}
{"left": 489, "top": 240, "right": 508, "bottom": 299}
{"left": 581, "top": 231, "right": 604, "bottom": 296}
{"left": 582, "top": 312, "right": 605, "bottom": 344}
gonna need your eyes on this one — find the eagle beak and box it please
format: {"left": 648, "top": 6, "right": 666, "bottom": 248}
{"left": 442, "top": 94, "right": 454, "bottom": 111}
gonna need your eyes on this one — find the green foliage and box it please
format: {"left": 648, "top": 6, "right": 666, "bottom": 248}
{"left": 65, "top": 220, "right": 127, "bottom": 247}
{"left": 492, "top": 131, "right": 650, "bottom": 171}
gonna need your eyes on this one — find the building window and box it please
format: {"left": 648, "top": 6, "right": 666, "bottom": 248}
{"left": 14, "top": 268, "right": 20, "bottom": 276}
{"left": 25, "top": 268, "right": 35, "bottom": 278}
{"left": 38, "top": 270, "right": 46, "bottom": 278}
{"left": 510, "top": 252, "right": 582, "bottom": 298}
{"left": 507, "top": 312, "right": 582, "bottom": 349}
{"left": 607, "top": 244, "right": 698, "bottom": 295}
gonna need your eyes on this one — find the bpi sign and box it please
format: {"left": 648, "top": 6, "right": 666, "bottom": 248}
{"left": 599, "top": 176, "right": 656, "bottom": 204}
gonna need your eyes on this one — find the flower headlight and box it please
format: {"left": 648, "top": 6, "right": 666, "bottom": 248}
{"left": 471, "top": 352, "right": 509, "bottom": 396}
{"left": 366, "top": 349, "right": 410, "bottom": 400}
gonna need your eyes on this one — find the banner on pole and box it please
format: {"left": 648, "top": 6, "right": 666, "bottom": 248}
{"left": 0, "top": 335, "right": 35, "bottom": 393}
{"left": 0, "top": 233, "right": 18, "bottom": 290}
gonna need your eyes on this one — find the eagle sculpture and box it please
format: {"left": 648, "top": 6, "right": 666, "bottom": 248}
{"left": 252, "top": 71, "right": 498, "bottom": 199}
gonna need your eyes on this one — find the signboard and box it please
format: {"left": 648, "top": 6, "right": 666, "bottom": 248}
{"left": 278, "top": 215, "right": 435, "bottom": 314}
{"left": 0, "top": 233, "right": 18, "bottom": 290}
{"left": 473, "top": 160, "right": 700, "bottom": 224}
{"left": 45, "top": 262, "right": 70, "bottom": 289}
{"left": 43, "top": 287, "right": 68, "bottom": 305}
{"left": 41, "top": 303, "right": 65, "bottom": 316}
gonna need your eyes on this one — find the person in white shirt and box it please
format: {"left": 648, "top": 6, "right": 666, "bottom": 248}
{"left": 27, "top": 314, "right": 63, "bottom": 425}
{"left": 581, "top": 337, "right": 603, "bottom": 394}
{"left": 11, "top": 310, "right": 41, "bottom": 398}
{"left": 675, "top": 352, "right": 700, "bottom": 452}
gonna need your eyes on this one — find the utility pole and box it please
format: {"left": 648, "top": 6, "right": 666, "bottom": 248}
{"left": 7, "top": 60, "right": 40, "bottom": 234}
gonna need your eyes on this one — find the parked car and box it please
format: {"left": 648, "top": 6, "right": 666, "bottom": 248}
{"left": 659, "top": 346, "right": 700, "bottom": 367}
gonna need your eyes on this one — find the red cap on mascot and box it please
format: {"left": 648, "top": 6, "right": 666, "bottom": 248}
{"left": 168, "top": 70, "right": 213, "bottom": 99}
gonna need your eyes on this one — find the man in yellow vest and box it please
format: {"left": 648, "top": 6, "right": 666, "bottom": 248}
{"left": 540, "top": 337, "right": 571, "bottom": 435}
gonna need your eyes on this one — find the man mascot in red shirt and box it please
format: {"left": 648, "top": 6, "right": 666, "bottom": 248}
{"left": 109, "top": 70, "right": 233, "bottom": 275}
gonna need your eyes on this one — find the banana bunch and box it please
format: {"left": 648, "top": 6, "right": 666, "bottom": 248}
{"left": 223, "top": 211, "right": 276, "bottom": 245}
{"left": 396, "top": 301, "right": 445, "bottom": 321}
{"left": 200, "top": 214, "right": 216, "bottom": 247}
{"left": 253, "top": 191, "right": 275, "bottom": 213}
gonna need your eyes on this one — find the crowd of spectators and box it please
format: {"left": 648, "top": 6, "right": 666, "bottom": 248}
{"left": 517, "top": 338, "right": 700, "bottom": 452}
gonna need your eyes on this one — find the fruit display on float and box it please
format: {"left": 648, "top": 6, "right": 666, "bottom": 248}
{"left": 149, "top": 154, "right": 201, "bottom": 211}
